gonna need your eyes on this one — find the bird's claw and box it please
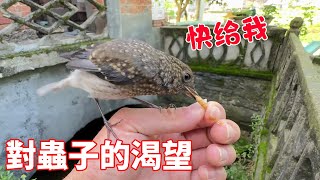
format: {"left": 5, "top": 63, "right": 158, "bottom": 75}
{"left": 168, "top": 104, "right": 177, "bottom": 109}
{"left": 158, "top": 104, "right": 177, "bottom": 114}
{"left": 158, "top": 106, "right": 163, "bottom": 113}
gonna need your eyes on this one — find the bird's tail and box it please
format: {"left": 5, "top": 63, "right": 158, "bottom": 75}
{"left": 37, "top": 78, "right": 70, "bottom": 96}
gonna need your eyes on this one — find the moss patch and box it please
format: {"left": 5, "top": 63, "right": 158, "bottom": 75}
{"left": 253, "top": 76, "right": 277, "bottom": 179}
{"left": 258, "top": 141, "right": 268, "bottom": 161}
{"left": 261, "top": 128, "right": 269, "bottom": 136}
{"left": 257, "top": 140, "right": 268, "bottom": 179}
{"left": 264, "top": 77, "right": 277, "bottom": 124}
{"left": 0, "top": 38, "right": 110, "bottom": 60}
{"left": 189, "top": 63, "right": 273, "bottom": 80}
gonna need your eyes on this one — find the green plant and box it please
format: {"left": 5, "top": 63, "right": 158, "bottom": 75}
{"left": 165, "top": 1, "right": 176, "bottom": 18}
{"left": 299, "top": 24, "right": 308, "bottom": 36}
{"left": 232, "top": 8, "right": 253, "bottom": 17}
{"left": 234, "top": 137, "right": 254, "bottom": 161}
{"left": 0, "top": 166, "right": 15, "bottom": 180}
{"left": 301, "top": 6, "right": 316, "bottom": 25}
{"left": 250, "top": 114, "right": 264, "bottom": 143}
{"left": 262, "top": 5, "right": 278, "bottom": 19}
{"left": 226, "top": 161, "right": 250, "bottom": 180}
{"left": 226, "top": 138, "right": 253, "bottom": 180}
{"left": 226, "top": 114, "right": 266, "bottom": 179}
{"left": 0, "top": 166, "right": 36, "bottom": 180}
{"left": 225, "top": 134, "right": 255, "bottom": 179}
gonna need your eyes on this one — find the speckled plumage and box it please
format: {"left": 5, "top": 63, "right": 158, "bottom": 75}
{"left": 37, "top": 39, "right": 195, "bottom": 100}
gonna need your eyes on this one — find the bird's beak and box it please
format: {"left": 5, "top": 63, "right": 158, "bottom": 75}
{"left": 185, "top": 86, "right": 199, "bottom": 100}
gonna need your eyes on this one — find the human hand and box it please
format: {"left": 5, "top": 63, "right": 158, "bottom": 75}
{"left": 65, "top": 101, "right": 241, "bottom": 180}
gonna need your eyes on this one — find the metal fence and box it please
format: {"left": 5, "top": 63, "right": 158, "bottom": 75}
{"left": 0, "top": 0, "right": 106, "bottom": 37}
{"left": 0, "top": 0, "right": 108, "bottom": 79}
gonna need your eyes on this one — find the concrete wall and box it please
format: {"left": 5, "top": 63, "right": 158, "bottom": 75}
{"left": 156, "top": 72, "right": 271, "bottom": 130}
{"left": 0, "top": 64, "right": 155, "bottom": 178}
{"left": 254, "top": 32, "right": 320, "bottom": 180}
{"left": 107, "top": 0, "right": 162, "bottom": 49}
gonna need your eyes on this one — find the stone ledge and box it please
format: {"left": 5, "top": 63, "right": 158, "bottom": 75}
{"left": 0, "top": 37, "right": 110, "bottom": 78}
{"left": 0, "top": 51, "right": 68, "bottom": 78}
{"left": 0, "top": 32, "right": 108, "bottom": 56}
{"left": 290, "top": 33, "right": 320, "bottom": 149}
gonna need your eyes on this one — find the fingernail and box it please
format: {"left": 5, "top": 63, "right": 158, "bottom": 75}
{"left": 189, "top": 102, "right": 201, "bottom": 110}
{"left": 218, "top": 146, "right": 228, "bottom": 163}
{"left": 210, "top": 106, "right": 220, "bottom": 120}
{"left": 225, "top": 123, "right": 234, "bottom": 142}
{"left": 203, "top": 167, "right": 209, "bottom": 179}
{"left": 207, "top": 168, "right": 217, "bottom": 180}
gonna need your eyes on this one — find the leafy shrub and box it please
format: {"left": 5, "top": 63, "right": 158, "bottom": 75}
{"left": 262, "top": 5, "right": 278, "bottom": 18}
{"left": 0, "top": 166, "right": 36, "bottom": 180}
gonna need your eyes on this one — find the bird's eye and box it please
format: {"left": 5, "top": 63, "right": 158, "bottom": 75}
{"left": 183, "top": 73, "right": 191, "bottom": 82}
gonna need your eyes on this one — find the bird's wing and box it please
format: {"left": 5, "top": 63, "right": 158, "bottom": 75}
{"left": 89, "top": 39, "right": 163, "bottom": 86}
{"left": 66, "top": 59, "right": 100, "bottom": 72}
{"left": 66, "top": 58, "right": 134, "bottom": 85}
{"left": 64, "top": 39, "right": 170, "bottom": 86}
{"left": 63, "top": 43, "right": 102, "bottom": 72}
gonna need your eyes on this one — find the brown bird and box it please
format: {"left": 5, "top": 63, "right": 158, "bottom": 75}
{"left": 37, "top": 39, "right": 198, "bottom": 139}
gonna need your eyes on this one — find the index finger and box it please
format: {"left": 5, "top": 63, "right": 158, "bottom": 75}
{"left": 109, "top": 101, "right": 226, "bottom": 136}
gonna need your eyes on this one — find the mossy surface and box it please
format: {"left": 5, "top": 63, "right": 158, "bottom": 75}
{"left": 257, "top": 140, "right": 268, "bottom": 179}
{"left": 264, "top": 77, "right": 277, "bottom": 124}
{"left": 188, "top": 62, "right": 274, "bottom": 80}
{"left": 0, "top": 38, "right": 110, "bottom": 60}
{"left": 253, "top": 76, "right": 277, "bottom": 180}
{"left": 260, "top": 128, "right": 269, "bottom": 136}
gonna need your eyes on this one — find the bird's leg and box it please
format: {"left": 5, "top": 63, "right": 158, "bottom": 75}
{"left": 93, "top": 98, "right": 119, "bottom": 140}
{"left": 132, "top": 97, "right": 162, "bottom": 111}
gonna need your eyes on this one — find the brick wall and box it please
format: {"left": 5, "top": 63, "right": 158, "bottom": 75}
{"left": 119, "top": 0, "right": 164, "bottom": 27}
{"left": 120, "top": 0, "right": 152, "bottom": 14}
{"left": 0, "top": 1, "right": 31, "bottom": 28}
{"left": 0, "top": 0, "right": 160, "bottom": 31}
{"left": 152, "top": 19, "right": 165, "bottom": 27}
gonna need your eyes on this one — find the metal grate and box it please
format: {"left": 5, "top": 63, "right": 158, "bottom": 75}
{"left": 0, "top": 0, "right": 106, "bottom": 36}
